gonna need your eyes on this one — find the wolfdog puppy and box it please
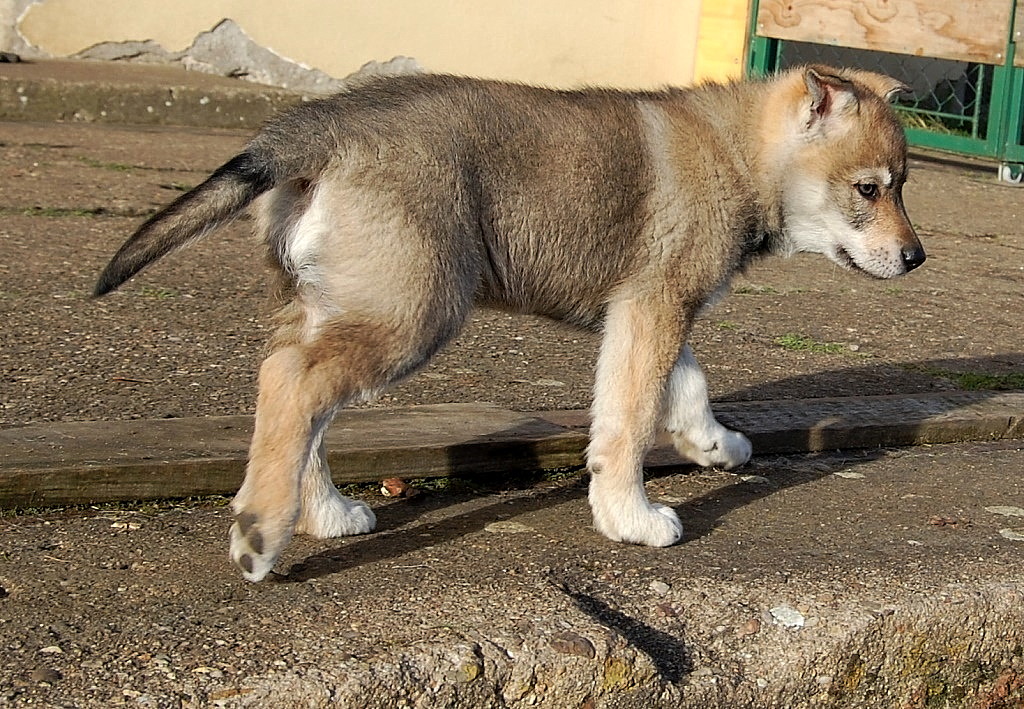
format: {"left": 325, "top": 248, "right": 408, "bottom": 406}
{"left": 95, "top": 65, "right": 924, "bottom": 581}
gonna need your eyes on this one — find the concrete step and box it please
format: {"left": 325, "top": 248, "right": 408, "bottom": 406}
{"left": 0, "top": 58, "right": 300, "bottom": 128}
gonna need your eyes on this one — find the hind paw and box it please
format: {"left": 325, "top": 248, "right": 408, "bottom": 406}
{"left": 295, "top": 493, "right": 376, "bottom": 538}
{"left": 229, "top": 511, "right": 292, "bottom": 583}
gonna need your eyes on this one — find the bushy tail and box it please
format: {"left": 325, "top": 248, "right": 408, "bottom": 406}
{"left": 93, "top": 150, "right": 276, "bottom": 297}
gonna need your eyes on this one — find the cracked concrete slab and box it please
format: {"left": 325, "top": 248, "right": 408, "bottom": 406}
{"left": 2, "top": 441, "right": 1022, "bottom": 706}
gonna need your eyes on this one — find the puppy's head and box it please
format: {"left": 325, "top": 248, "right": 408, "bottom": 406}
{"left": 771, "top": 66, "right": 925, "bottom": 279}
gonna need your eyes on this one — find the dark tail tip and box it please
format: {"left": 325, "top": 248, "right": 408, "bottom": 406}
{"left": 91, "top": 150, "right": 275, "bottom": 297}
{"left": 92, "top": 275, "right": 117, "bottom": 298}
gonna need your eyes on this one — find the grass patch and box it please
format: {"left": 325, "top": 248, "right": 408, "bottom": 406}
{"left": 952, "top": 372, "right": 1024, "bottom": 390}
{"left": 78, "top": 156, "right": 135, "bottom": 172}
{"left": 2, "top": 467, "right": 590, "bottom": 519}
{"left": 734, "top": 284, "right": 780, "bottom": 296}
{"left": 1, "top": 205, "right": 155, "bottom": 219}
{"left": 78, "top": 156, "right": 204, "bottom": 176}
{"left": 140, "top": 285, "right": 177, "bottom": 299}
{"left": 0, "top": 494, "right": 232, "bottom": 519}
{"left": 338, "top": 465, "right": 587, "bottom": 499}
{"left": 9, "top": 206, "right": 107, "bottom": 218}
{"left": 774, "top": 333, "right": 845, "bottom": 354}
{"left": 160, "top": 182, "right": 193, "bottom": 192}
{"left": 902, "top": 364, "right": 1024, "bottom": 391}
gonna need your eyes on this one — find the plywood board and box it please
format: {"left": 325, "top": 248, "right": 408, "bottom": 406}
{"left": 5, "top": 392, "right": 1023, "bottom": 508}
{"left": 756, "top": 0, "right": 1014, "bottom": 65}
{"left": 694, "top": 0, "right": 751, "bottom": 82}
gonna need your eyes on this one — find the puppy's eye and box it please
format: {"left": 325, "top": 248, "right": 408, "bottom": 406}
{"left": 856, "top": 182, "right": 880, "bottom": 201}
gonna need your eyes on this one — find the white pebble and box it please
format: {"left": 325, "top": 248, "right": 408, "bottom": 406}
{"left": 986, "top": 506, "right": 1024, "bottom": 517}
{"left": 999, "top": 528, "right": 1024, "bottom": 542}
{"left": 740, "top": 475, "right": 770, "bottom": 485}
{"left": 769, "top": 604, "right": 805, "bottom": 628}
{"left": 649, "top": 580, "right": 670, "bottom": 596}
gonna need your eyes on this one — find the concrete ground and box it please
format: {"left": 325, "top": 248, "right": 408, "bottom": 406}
{"left": 1, "top": 442, "right": 1022, "bottom": 708}
{"left": 0, "top": 59, "right": 1022, "bottom": 708}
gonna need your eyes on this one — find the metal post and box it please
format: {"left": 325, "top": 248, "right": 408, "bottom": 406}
{"left": 745, "top": 0, "right": 780, "bottom": 78}
{"left": 1000, "top": 0, "right": 1024, "bottom": 177}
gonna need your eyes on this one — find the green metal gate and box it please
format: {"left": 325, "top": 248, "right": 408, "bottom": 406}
{"left": 747, "top": 0, "right": 1024, "bottom": 179}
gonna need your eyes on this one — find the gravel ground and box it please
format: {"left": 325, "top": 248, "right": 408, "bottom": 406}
{"left": 1, "top": 120, "right": 1022, "bottom": 427}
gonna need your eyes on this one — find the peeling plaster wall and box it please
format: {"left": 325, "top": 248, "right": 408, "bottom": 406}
{"left": 5, "top": 0, "right": 702, "bottom": 89}
{"left": 0, "top": 0, "right": 43, "bottom": 57}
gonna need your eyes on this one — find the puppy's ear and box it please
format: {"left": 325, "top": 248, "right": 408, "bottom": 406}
{"left": 842, "top": 69, "right": 911, "bottom": 102}
{"left": 803, "top": 67, "right": 858, "bottom": 129}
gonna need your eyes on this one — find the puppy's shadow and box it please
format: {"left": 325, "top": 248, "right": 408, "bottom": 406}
{"left": 668, "top": 448, "right": 888, "bottom": 543}
{"left": 280, "top": 474, "right": 586, "bottom": 583}
{"left": 280, "top": 416, "right": 588, "bottom": 581}
{"left": 284, "top": 354, "right": 1022, "bottom": 580}
{"left": 282, "top": 449, "right": 862, "bottom": 583}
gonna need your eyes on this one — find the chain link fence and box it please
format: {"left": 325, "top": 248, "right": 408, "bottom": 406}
{"left": 747, "top": 1, "right": 1024, "bottom": 174}
{"left": 778, "top": 42, "right": 992, "bottom": 141}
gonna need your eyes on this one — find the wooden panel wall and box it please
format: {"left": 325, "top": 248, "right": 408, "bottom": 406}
{"left": 756, "top": 0, "right": 1014, "bottom": 65}
{"left": 694, "top": 0, "right": 751, "bottom": 82}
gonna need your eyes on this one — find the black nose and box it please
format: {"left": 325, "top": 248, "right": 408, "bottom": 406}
{"left": 902, "top": 245, "right": 926, "bottom": 272}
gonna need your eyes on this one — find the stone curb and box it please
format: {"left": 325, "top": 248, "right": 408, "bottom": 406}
{"left": 0, "top": 58, "right": 303, "bottom": 129}
{"left": 2, "top": 391, "right": 1021, "bottom": 508}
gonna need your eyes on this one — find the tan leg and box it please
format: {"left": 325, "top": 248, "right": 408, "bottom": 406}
{"left": 228, "top": 172, "right": 480, "bottom": 581}
{"left": 587, "top": 296, "right": 688, "bottom": 547}
{"left": 229, "top": 318, "right": 430, "bottom": 581}
{"left": 662, "top": 345, "right": 751, "bottom": 469}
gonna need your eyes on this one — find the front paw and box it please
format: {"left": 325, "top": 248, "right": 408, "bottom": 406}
{"left": 674, "top": 428, "right": 751, "bottom": 470}
{"left": 591, "top": 495, "right": 683, "bottom": 547}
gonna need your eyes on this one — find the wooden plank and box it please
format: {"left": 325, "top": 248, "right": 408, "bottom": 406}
{"left": 3, "top": 392, "right": 1023, "bottom": 508}
{"left": 694, "top": 0, "right": 751, "bottom": 82}
{"left": 0, "top": 404, "right": 588, "bottom": 507}
{"left": 756, "top": 0, "right": 1014, "bottom": 66}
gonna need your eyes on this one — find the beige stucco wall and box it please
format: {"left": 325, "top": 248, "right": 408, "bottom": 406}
{"left": 16, "top": 0, "right": 708, "bottom": 88}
